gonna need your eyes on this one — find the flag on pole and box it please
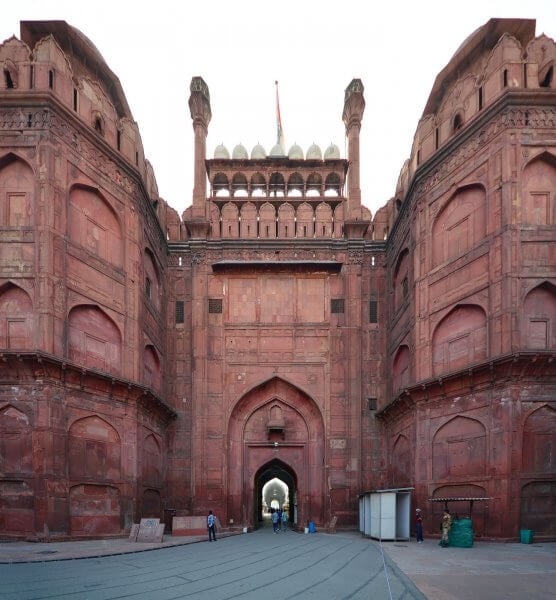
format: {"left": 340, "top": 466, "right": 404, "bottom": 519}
{"left": 275, "top": 80, "right": 285, "bottom": 151}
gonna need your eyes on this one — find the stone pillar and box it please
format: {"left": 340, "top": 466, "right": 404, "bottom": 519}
{"left": 342, "top": 79, "right": 369, "bottom": 237}
{"left": 187, "top": 77, "right": 211, "bottom": 236}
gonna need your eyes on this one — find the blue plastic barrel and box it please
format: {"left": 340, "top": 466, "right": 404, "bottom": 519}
{"left": 309, "top": 522, "right": 315, "bottom": 533}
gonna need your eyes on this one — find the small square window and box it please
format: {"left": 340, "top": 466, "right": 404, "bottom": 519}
{"left": 331, "top": 299, "right": 345, "bottom": 314}
{"left": 208, "top": 298, "right": 222, "bottom": 314}
{"left": 367, "top": 397, "right": 377, "bottom": 411}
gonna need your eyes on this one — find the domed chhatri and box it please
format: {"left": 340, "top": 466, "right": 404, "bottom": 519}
{"left": 232, "top": 143, "right": 248, "bottom": 159}
{"left": 324, "top": 143, "right": 340, "bottom": 159}
{"left": 251, "top": 143, "right": 266, "bottom": 159}
{"left": 269, "top": 143, "right": 286, "bottom": 157}
{"left": 214, "top": 143, "right": 230, "bottom": 159}
{"left": 288, "top": 143, "right": 304, "bottom": 159}
{"left": 306, "top": 143, "right": 323, "bottom": 160}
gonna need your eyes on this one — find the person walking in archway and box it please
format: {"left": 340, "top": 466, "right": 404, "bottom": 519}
{"left": 271, "top": 508, "right": 280, "bottom": 533}
{"left": 282, "top": 509, "right": 288, "bottom": 532}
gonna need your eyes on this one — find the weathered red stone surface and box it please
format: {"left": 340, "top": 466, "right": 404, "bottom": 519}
{"left": 0, "top": 18, "right": 554, "bottom": 541}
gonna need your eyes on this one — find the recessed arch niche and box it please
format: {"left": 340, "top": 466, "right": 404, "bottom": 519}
{"left": 0, "top": 283, "right": 33, "bottom": 349}
{"left": 432, "top": 304, "right": 487, "bottom": 375}
{"left": 68, "top": 185, "right": 122, "bottom": 267}
{"left": 0, "top": 154, "right": 34, "bottom": 227}
{"left": 227, "top": 377, "right": 325, "bottom": 530}
{"left": 68, "top": 305, "right": 122, "bottom": 375}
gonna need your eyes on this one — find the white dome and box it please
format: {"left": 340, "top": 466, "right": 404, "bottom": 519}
{"left": 251, "top": 143, "right": 266, "bottom": 159}
{"left": 269, "top": 143, "right": 285, "bottom": 157}
{"left": 288, "top": 143, "right": 304, "bottom": 159}
{"left": 214, "top": 144, "right": 230, "bottom": 159}
{"left": 232, "top": 144, "right": 248, "bottom": 159}
{"left": 306, "top": 143, "right": 322, "bottom": 160}
{"left": 324, "top": 143, "right": 340, "bottom": 159}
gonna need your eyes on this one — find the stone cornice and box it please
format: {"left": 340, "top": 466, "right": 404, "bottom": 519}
{"left": 167, "top": 238, "right": 386, "bottom": 254}
{"left": 0, "top": 350, "right": 177, "bottom": 422}
{"left": 376, "top": 351, "right": 556, "bottom": 421}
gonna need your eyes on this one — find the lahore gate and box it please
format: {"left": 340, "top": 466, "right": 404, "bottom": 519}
{"left": 0, "top": 18, "right": 555, "bottom": 541}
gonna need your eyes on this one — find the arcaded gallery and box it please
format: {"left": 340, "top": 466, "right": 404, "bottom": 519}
{"left": 0, "top": 18, "right": 554, "bottom": 541}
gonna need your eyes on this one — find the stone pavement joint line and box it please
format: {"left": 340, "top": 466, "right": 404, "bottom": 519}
{"left": 1, "top": 531, "right": 555, "bottom": 599}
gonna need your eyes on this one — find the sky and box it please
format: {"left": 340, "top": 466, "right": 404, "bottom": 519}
{"left": 3, "top": 1, "right": 556, "bottom": 218}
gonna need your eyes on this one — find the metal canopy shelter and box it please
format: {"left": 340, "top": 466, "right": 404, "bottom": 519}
{"left": 428, "top": 497, "right": 493, "bottom": 516}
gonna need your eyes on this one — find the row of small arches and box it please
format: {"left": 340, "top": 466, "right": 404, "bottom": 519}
{"left": 214, "top": 142, "right": 341, "bottom": 161}
{"left": 211, "top": 171, "right": 342, "bottom": 197}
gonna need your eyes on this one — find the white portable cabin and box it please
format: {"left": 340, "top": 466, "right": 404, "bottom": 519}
{"left": 359, "top": 487, "right": 413, "bottom": 541}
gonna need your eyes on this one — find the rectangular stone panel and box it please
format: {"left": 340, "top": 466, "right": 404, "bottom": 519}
{"left": 522, "top": 241, "right": 556, "bottom": 268}
{"left": 260, "top": 277, "right": 294, "bottom": 323}
{"left": 297, "top": 278, "right": 326, "bottom": 323}
{"left": 227, "top": 278, "right": 257, "bottom": 323}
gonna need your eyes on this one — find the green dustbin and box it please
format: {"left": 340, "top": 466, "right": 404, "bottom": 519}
{"left": 520, "top": 529, "right": 534, "bottom": 544}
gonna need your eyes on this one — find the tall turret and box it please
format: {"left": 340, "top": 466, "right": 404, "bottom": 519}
{"left": 187, "top": 76, "right": 212, "bottom": 235}
{"left": 342, "top": 79, "right": 368, "bottom": 236}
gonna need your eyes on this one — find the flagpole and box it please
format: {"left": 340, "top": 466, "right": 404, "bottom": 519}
{"left": 275, "top": 80, "right": 284, "bottom": 151}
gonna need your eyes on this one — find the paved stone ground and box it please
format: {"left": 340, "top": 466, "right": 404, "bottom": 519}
{"left": 381, "top": 538, "right": 556, "bottom": 600}
{"left": 1, "top": 529, "right": 555, "bottom": 599}
{"left": 0, "top": 529, "right": 424, "bottom": 600}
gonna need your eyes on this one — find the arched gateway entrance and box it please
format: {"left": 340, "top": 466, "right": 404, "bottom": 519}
{"left": 255, "top": 459, "right": 296, "bottom": 526}
{"left": 227, "top": 377, "right": 325, "bottom": 530}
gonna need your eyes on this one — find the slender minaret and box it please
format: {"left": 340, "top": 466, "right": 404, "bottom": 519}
{"left": 342, "top": 79, "right": 368, "bottom": 235}
{"left": 187, "top": 77, "right": 212, "bottom": 234}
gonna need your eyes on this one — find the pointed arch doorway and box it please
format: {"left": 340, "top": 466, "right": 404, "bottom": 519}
{"left": 255, "top": 459, "right": 297, "bottom": 527}
{"left": 227, "top": 377, "right": 326, "bottom": 530}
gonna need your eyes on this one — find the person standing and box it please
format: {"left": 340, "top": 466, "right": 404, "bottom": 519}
{"left": 440, "top": 509, "right": 451, "bottom": 547}
{"left": 415, "top": 508, "right": 424, "bottom": 543}
{"left": 282, "top": 509, "right": 288, "bottom": 532}
{"left": 271, "top": 509, "right": 280, "bottom": 533}
{"left": 207, "top": 510, "right": 217, "bottom": 542}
